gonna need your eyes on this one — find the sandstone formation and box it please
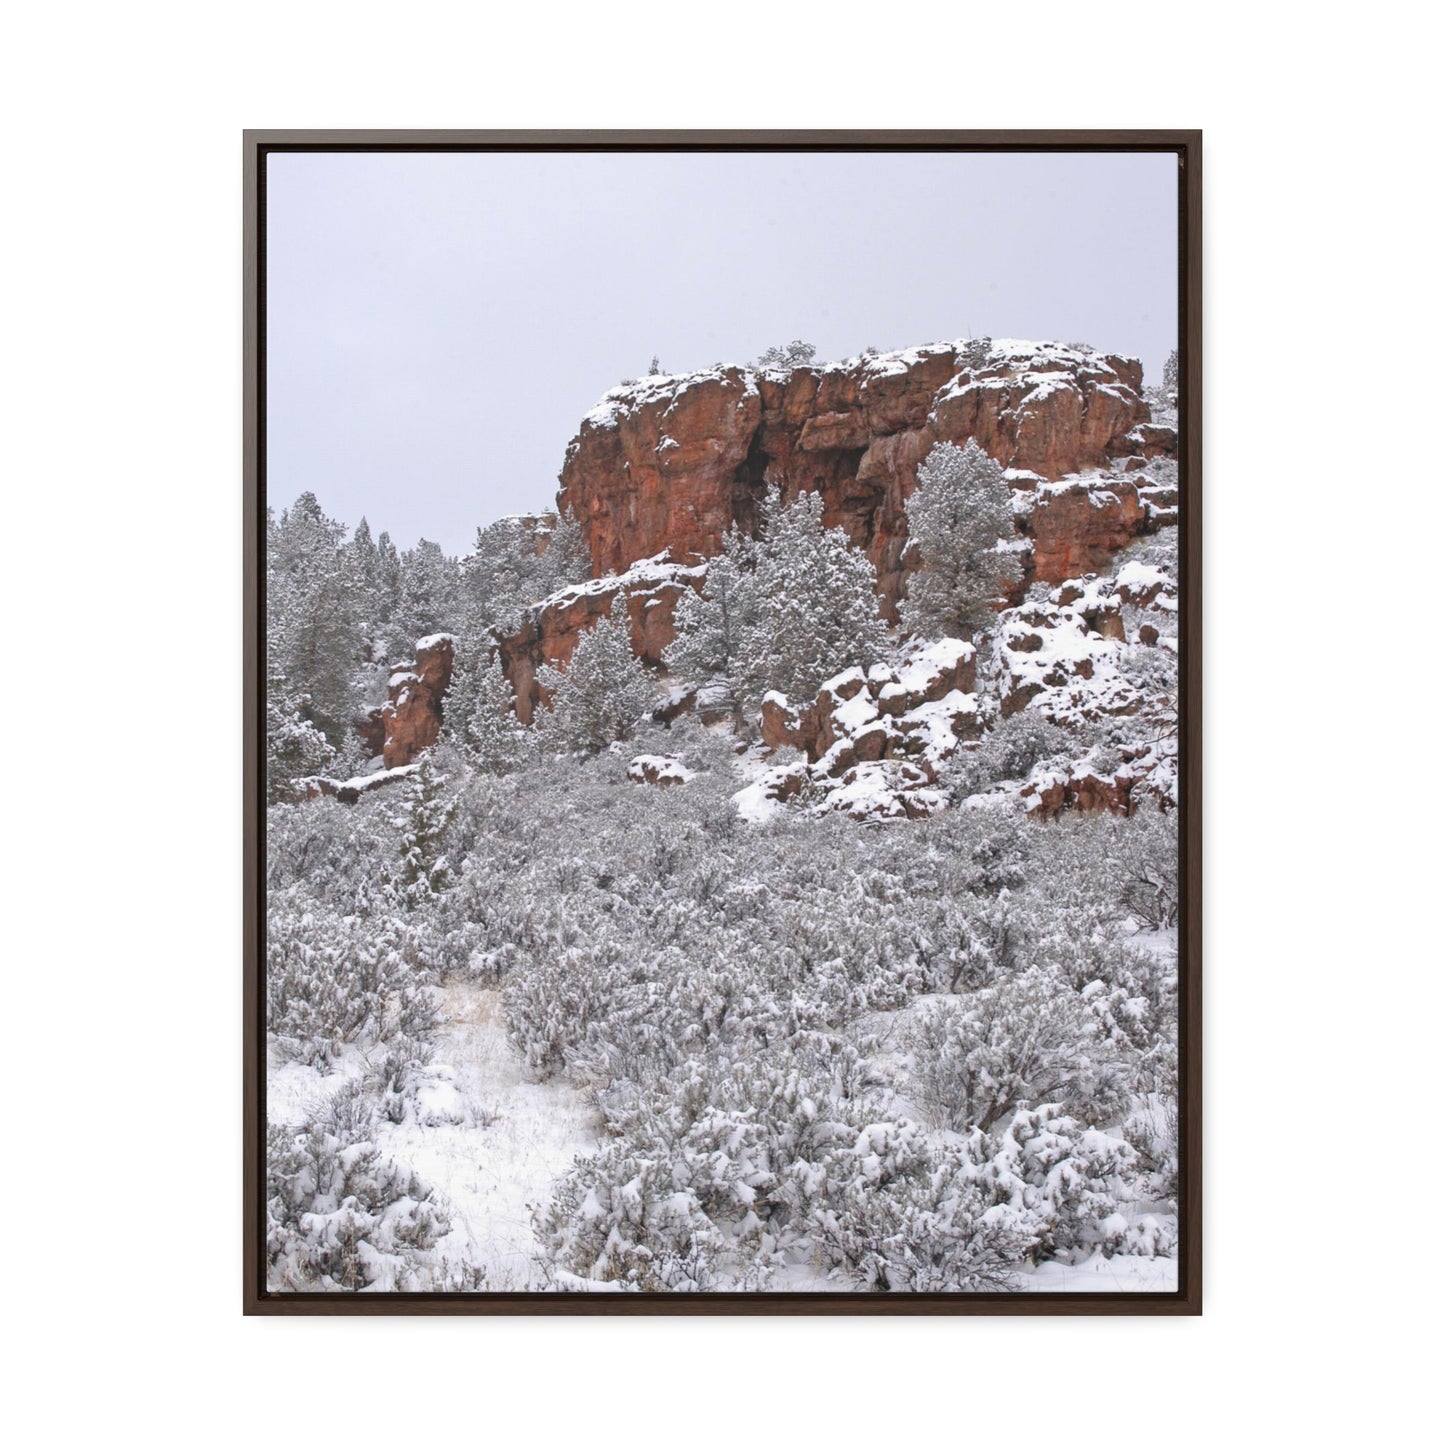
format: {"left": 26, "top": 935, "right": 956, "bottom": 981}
{"left": 379, "top": 634, "right": 455, "bottom": 769}
{"left": 498, "top": 554, "right": 704, "bottom": 723}
{"left": 626, "top": 754, "right": 694, "bottom": 788}
{"left": 558, "top": 340, "right": 1165, "bottom": 613}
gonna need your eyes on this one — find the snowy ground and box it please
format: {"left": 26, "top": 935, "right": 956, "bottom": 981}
{"left": 270, "top": 961, "right": 1177, "bottom": 1293}
{"left": 1020, "top": 1254, "right": 1177, "bottom": 1292}
{"left": 270, "top": 983, "right": 603, "bottom": 1290}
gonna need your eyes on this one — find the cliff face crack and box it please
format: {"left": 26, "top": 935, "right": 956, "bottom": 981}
{"left": 729, "top": 423, "right": 772, "bottom": 540}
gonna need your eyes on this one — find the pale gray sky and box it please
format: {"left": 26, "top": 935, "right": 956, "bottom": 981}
{"left": 267, "top": 150, "right": 1177, "bottom": 554}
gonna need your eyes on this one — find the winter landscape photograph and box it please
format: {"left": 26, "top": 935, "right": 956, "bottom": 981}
{"left": 257, "top": 145, "right": 1190, "bottom": 1300}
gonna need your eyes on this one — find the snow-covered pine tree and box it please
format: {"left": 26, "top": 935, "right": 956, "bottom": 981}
{"left": 537, "top": 594, "right": 655, "bottom": 752}
{"left": 742, "top": 488, "right": 888, "bottom": 709}
{"left": 387, "top": 538, "right": 460, "bottom": 662}
{"left": 1162, "top": 348, "right": 1179, "bottom": 398}
{"left": 346, "top": 516, "right": 383, "bottom": 652}
{"left": 395, "top": 751, "right": 457, "bottom": 905}
{"left": 664, "top": 488, "right": 887, "bottom": 715}
{"left": 457, "top": 510, "right": 589, "bottom": 644}
{"left": 755, "top": 339, "right": 817, "bottom": 371}
{"left": 901, "top": 439, "right": 1022, "bottom": 641}
{"left": 264, "top": 685, "right": 337, "bottom": 802}
{"left": 662, "top": 527, "right": 758, "bottom": 713}
{"left": 267, "top": 492, "right": 367, "bottom": 747}
{"left": 376, "top": 530, "right": 401, "bottom": 624}
{"left": 448, "top": 652, "right": 526, "bottom": 773}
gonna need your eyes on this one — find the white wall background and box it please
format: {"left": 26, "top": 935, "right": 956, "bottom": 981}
{"left": 1, "top": 3, "right": 1435, "bottom": 1439}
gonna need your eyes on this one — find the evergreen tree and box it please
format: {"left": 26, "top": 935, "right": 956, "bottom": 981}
{"left": 446, "top": 652, "right": 526, "bottom": 773}
{"left": 458, "top": 510, "right": 589, "bottom": 644}
{"left": 901, "top": 440, "right": 1022, "bottom": 641}
{"left": 267, "top": 491, "right": 366, "bottom": 747}
{"left": 264, "top": 686, "right": 337, "bottom": 802}
{"left": 376, "top": 531, "right": 402, "bottom": 626}
{"left": 388, "top": 538, "right": 460, "bottom": 661}
{"left": 1162, "top": 348, "right": 1179, "bottom": 397}
{"left": 537, "top": 594, "right": 654, "bottom": 752}
{"left": 347, "top": 517, "right": 384, "bottom": 654}
{"left": 665, "top": 488, "right": 887, "bottom": 714}
{"left": 755, "top": 339, "right": 817, "bottom": 371}
{"left": 663, "top": 528, "right": 758, "bottom": 706}
{"left": 744, "top": 489, "right": 887, "bottom": 707}
{"left": 395, "top": 751, "right": 456, "bottom": 906}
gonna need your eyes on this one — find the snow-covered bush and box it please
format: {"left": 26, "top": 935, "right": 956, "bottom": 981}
{"left": 959, "top": 336, "right": 993, "bottom": 369}
{"left": 266, "top": 897, "right": 438, "bottom": 1068}
{"left": 755, "top": 339, "right": 817, "bottom": 371}
{"left": 266, "top": 1122, "right": 457, "bottom": 1291}
{"left": 1114, "top": 804, "right": 1180, "bottom": 931}
{"left": 810, "top": 1136, "right": 1032, "bottom": 1291}
{"left": 905, "top": 970, "right": 1130, "bottom": 1132}
{"left": 945, "top": 711, "right": 1072, "bottom": 801}
{"left": 1124, "top": 1091, "right": 1180, "bottom": 1201}
{"left": 980, "top": 1104, "right": 1156, "bottom": 1262}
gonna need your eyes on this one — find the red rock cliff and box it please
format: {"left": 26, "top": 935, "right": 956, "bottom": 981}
{"left": 557, "top": 339, "right": 1162, "bottom": 611}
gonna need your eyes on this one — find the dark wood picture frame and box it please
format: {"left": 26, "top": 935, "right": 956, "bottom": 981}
{"left": 244, "top": 128, "right": 1201, "bottom": 1316}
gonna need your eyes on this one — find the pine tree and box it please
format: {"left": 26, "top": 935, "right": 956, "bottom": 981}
{"left": 376, "top": 531, "right": 402, "bottom": 626}
{"left": 388, "top": 538, "right": 460, "bottom": 661}
{"left": 1162, "top": 348, "right": 1179, "bottom": 397}
{"left": 447, "top": 652, "right": 526, "bottom": 773}
{"left": 347, "top": 517, "right": 383, "bottom": 654}
{"left": 264, "top": 686, "right": 337, "bottom": 802}
{"left": 755, "top": 339, "right": 817, "bottom": 372}
{"left": 663, "top": 528, "right": 758, "bottom": 707}
{"left": 457, "top": 510, "right": 589, "bottom": 644}
{"left": 665, "top": 488, "right": 887, "bottom": 714}
{"left": 537, "top": 594, "right": 655, "bottom": 752}
{"left": 744, "top": 489, "right": 887, "bottom": 707}
{"left": 395, "top": 751, "right": 456, "bottom": 906}
{"left": 267, "top": 491, "right": 366, "bottom": 747}
{"left": 901, "top": 440, "right": 1022, "bottom": 641}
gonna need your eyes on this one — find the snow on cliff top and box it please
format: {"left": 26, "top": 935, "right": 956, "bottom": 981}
{"left": 581, "top": 340, "right": 1142, "bottom": 431}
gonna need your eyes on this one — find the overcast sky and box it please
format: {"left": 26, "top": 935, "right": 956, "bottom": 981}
{"left": 267, "top": 150, "right": 1177, "bottom": 555}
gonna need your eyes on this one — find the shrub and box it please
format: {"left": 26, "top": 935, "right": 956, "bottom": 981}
{"left": 266, "top": 896, "right": 438, "bottom": 1068}
{"left": 265, "top": 1122, "right": 455, "bottom": 1291}
{"left": 755, "top": 339, "right": 817, "bottom": 371}
{"left": 905, "top": 969, "right": 1131, "bottom": 1133}
{"left": 946, "top": 711, "right": 1072, "bottom": 800}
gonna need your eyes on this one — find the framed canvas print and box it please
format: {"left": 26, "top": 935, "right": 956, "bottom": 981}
{"left": 244, "top": 130, "right": 1201, "bottom": 1315}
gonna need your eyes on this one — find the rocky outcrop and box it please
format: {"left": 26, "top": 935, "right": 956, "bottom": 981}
{"left": 741, "top": 640, "right": 980, "bottom": 822}
{"left": 301, "top": 762, "right": 420, "bottom": 806}
{"left": 627, "top": 754, "right": 694, "bottom": 788}
{"left": 558, "top": 340, "right": 1153, "bottom": 614}
{"left": 380, "top": 634, "right": 455, "bottom": 768}
{"left": 1024, "top": 478, "right": 1148, "bottom": 586}
{"left": 498, "top": 554, "right": 704, "bottom": 723}
{"left": 998, "top": 565, "right": 1176, "bottom": 725}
